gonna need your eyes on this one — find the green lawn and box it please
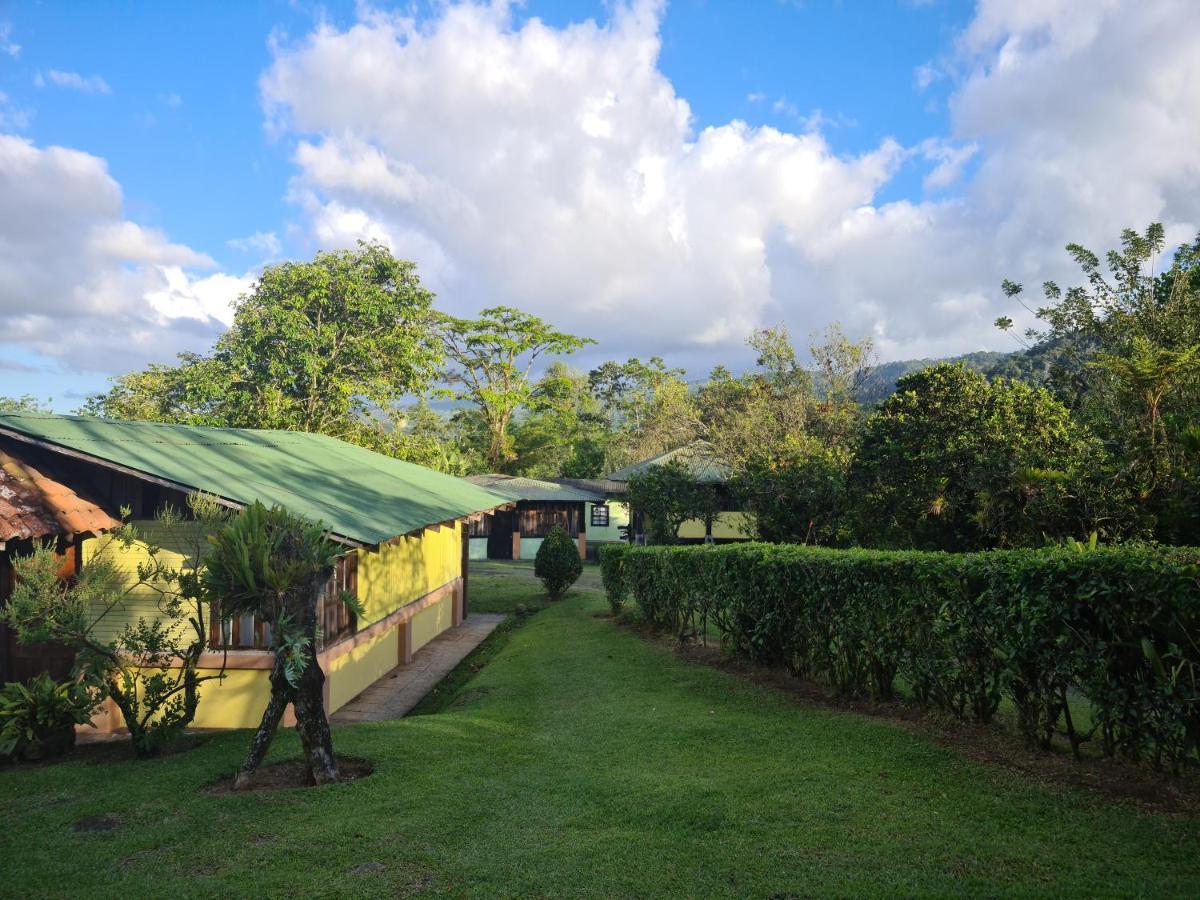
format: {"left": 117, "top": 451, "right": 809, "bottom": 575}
{"left": 2, "top": 562, "right": 1198, "bottom": 898}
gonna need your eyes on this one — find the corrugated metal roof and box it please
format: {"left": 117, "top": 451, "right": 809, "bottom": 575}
{"left": 0, "top": 448, "right": 121, "bottom": 543}
{"left": 548, "top": 477, "right": 628, "bottom": 497}
{"left": 464, "top": 474, "right": 605, "bottom": 503}
{"left": 0, "top": 414, "right": 508, "bottom": 547}
{"left": 606, "top": 442, "right": 731, "bottom": 483}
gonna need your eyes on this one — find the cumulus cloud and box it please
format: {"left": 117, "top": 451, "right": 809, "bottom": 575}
{"left": 35, "top": 69, "right": 111, "bottom": 94}
{"left": 0, "top": 135, "right": 249, "bottom": 373}
{"left": 261, "top": 1, "right": 903, "bottom": 357}
{"left": 258, "top": 0, "right": 1200, "bottom": 365}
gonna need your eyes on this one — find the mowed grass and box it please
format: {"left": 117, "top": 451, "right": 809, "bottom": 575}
{"left": 2, "top": 563, "right": 1199, "bottom": 898}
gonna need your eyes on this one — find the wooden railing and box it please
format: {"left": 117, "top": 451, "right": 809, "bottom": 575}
{"left": 209, "top": 553, "right": 359, "bottom": 651}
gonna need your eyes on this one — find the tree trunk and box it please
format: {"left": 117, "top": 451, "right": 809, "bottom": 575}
{"left": 231, "top": 570, "right": 340, "bottom": 790}
{"left": 233, "top": 654, "right": 292, "bottom": 790}
{"left": 293, "top": 572, "right": 339, "bottom": 785}
{"left": 294, "top": 653, "right": 338, "bottom": 785}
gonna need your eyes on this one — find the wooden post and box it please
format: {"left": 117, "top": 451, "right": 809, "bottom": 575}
{"left": 512, "top": 530, "right": 521, "bottom": 560}
{"left": 578, "top": 533, "right": 587, "bottom": 560}
{"left": 398, "top": 620, "right": 413, "bottom": 665}
{"left": 460, "top": 526, "right": 469, "bottom": 621}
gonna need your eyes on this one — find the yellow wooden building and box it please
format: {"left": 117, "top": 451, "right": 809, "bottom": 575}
{"left": 0, "top": 413, "right": 507, "bottom": 732}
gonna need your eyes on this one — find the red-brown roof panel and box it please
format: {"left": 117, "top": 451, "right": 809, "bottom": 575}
{"left": 0, "top": 449, "right": 120, "bottom": 542}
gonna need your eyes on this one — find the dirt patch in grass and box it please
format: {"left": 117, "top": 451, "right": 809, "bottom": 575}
{"left": 624, "top": 619, "right": 1200, "bottom": 816}
{"left": 201, "top": 755, "right": 374, "bottom": 795}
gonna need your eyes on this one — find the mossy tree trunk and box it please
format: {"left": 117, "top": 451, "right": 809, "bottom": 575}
{"left": 233, "top": 571, "right": 338, "bottom": 789}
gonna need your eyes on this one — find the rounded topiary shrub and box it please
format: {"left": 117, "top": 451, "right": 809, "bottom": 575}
{"left": 534, "top": 524, "right": 582, "bottom": 601}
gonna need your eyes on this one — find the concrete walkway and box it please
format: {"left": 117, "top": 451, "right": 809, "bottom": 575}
{"left": 331, "top": 613, "right": 505, "bottom": 723}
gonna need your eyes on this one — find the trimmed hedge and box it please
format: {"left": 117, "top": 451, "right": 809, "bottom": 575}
{"left": 600, "top": 542, "right": 1200, "bottom": 770}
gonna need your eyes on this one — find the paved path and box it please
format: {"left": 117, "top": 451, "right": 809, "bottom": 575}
{"left": 331, "top": 613, "right": 505, "bottom": 723}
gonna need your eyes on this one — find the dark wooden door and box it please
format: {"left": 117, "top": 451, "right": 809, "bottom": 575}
{"left": 487, "top": 509, "right": 515, "bottom": 559}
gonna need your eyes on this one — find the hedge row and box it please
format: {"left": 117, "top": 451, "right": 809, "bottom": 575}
{"left": 598, "top": 542, "right": 1200, "bottom": 770}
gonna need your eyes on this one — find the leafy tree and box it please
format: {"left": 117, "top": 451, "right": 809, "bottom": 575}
{"left": 0, "top": 395, "right": 51, "bottom": 413}
{"left": 701, "top": 324, "right": 870, "bottom": 544}
{"left": 354, "top": 400, "right": 471, "bottom": 475}
{"left": 85, "top": 243, "right": 442, "bottom": 441}
{"left": 627, "top": 460, "right": 717, "bottom": 545}
{"left": 203, "top": 502, "right": 351, "bottom": 789}
{"left": 999, "top": 224, "right": 1200, "bottom": 542}
{"left": 510, "top": 362, "right": 607, "bottom": 478}
{"left": 697, "top": 324, "right": 870, "bottom": 471}
{"left": 534, "top": 524, "right": 582, "bottom": 601}
{"left": 588, "top": 357, "right": 697, "bottom": 472}
{"left": 2, "top": 497, "right": 229, "bottom": 755}
{"left": 847, "top": 364, "right": 1108, "bottom": 551}
{"left": 731, "top": 438, "right": 851, "bottom": 545}
{"left": 438, "top": 306, "right": 594, "bottom": 471}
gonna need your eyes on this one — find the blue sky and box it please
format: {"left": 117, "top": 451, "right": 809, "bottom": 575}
{"left": 2, "top": 0, "right": 1197, "bottom": 408}
{"left": 4, "top": 1, "right": 970, "bottom": 270}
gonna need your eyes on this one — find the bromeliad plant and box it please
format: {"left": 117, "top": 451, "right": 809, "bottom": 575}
{"left": 204, "top": 501, "right": 361, "bottom": 789}
{"left": 0, "top": 672, "right": 102, "bottom": 761}
{"left": 1, "top": 495, "right": 230, "bottom": 757}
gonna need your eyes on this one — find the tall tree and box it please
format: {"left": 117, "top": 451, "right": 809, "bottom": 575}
{"left": 437, "top": 306, "right": 594, "bottom": 471}
{"left": 999, "top": 224, "right": 1200, "bottom": 541}
{"left": 85, "top": 243, "right": 442, "bottom": 441}
{"left": 510, "top": 362, "right": 607, "bottom": 478}
{"left": 588, "top": 357, "right": 696, "bottom": 472}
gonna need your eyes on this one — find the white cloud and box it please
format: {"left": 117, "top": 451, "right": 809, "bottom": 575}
{"left": 36, "top": 69, "right": 111, "bottom": 94}
{"left": 261, "top": 1, "right": 906, "bottom": 357}
{"left": 0, "top": 90, "right": 31, "bottom": 130}
{"left": 0, "top": 135, "right": 248, "bottom": 373}
{"left": 8, "top": 0, "right": 1200, "bottom": 382}
{"left": 227, "top": 230, "right": 282, "bottom": 257}
{"left": 259, "top": 0, "right": 1200, "bottom": 364}
{"left": 0, "top": 23, "right": 19, "bottom": 58}
{"left": 918, "top": 139, "right": 978, "bottom": 191}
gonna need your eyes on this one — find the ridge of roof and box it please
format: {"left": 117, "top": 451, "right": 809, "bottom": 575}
{"left": 464, "top": 473, "right": 605, "bottom": 502}
{"left": 606, "top": 441, "right": 730, "bottom": 483}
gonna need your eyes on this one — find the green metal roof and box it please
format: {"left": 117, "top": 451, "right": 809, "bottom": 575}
{"left": 465, "top": 474, "right": 604, "bottom": 503}
{"left": 606, "top": 442, "right": 731, "bottom": 483}
{"left": 0, "top": 413, "right": 509, "bottom": 547}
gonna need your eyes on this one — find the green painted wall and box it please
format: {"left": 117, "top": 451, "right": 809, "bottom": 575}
{"left": 584, "top": 500, "right": 630, "bottom": 544}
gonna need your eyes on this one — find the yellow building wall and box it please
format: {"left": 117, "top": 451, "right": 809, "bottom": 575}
{"left": 677, "top": 512, "right": 753, "bottom": 541}
{"left": 355, "top": 521, "right": 462, "bottom": 626}
{"left": 81, "top": 519, "right": 465, "bottom": 730}
{"left": 188, "top": 668, "right": 273, "bottom": 729}
{"left": 411, "top": 594, "right": 453, "bottom": 653}
{"left": 327, "top": 627, "right": 400, "bottom": 712}
{"left": 712, "top": 511, "right": 753, "bottom": 540}
{"left": 82, "top": 521, "right": 210, "bottom": 645}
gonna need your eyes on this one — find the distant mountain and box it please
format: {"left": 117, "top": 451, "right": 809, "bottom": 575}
{"left": 853, "top": 338, "right": 1085, "bottom": 405}
{"left": 854, "top": 349, "right": 1017, "bottom": 405}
